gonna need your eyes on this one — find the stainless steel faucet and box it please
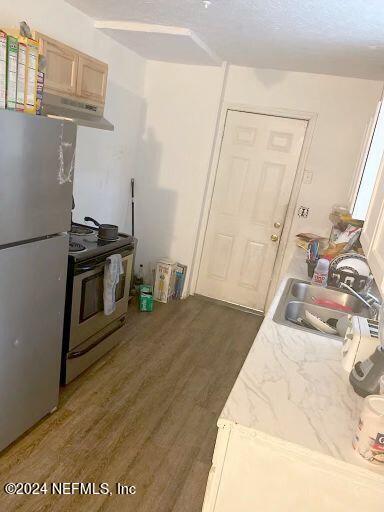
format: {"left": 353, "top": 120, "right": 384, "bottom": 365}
{"left": 339, "top": 282, "right": 380, "bottom": 319}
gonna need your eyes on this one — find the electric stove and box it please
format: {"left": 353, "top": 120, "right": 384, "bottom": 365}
{"left": 62, "top": 222, "right": 137, "bottom": 384}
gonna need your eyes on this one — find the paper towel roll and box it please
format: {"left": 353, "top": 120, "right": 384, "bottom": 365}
{"left": 353, "top": 395, "right": 384, "bottom": 465}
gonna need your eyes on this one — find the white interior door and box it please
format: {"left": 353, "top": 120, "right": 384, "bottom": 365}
{"left": 196, "top": 110, "right": 307, "bottom": 311}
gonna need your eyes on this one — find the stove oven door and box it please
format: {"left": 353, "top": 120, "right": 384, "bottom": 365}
{"left": 69, "top": 252, "right": 133, "bottom": 351}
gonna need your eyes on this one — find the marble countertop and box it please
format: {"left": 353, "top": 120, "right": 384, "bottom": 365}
{"left": 220, "top": 248, "right": 384, "bottom": 476}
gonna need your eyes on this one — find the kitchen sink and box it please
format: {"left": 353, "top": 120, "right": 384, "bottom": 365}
{"left": 273, "top": 278, "right": 373, "bottom": 339}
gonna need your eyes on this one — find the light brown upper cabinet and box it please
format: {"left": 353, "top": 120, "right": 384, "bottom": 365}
{"left": 35, "top": 32, "right": 78, "bottom": 96}
{"left": 34, "top": 32, "right": 108, "bottom": 106}
{"left": 76, "top": 54, "right": 107, "bottom": 105}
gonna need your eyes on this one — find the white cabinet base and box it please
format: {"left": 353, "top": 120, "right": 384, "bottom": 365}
{"left": 202, "top": 421, "right": 384, "bottom": 512}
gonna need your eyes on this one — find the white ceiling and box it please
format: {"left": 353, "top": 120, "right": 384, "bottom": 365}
{"left": 94, "top": 21, "right": 222, "bottom": 66}
{"left": 67, "top": 0, "right": 384, "bottom": 79}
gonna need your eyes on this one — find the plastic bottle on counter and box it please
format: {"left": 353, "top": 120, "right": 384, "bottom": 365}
{"left": 311, "top": 258, "right": 329, "bottom": 287}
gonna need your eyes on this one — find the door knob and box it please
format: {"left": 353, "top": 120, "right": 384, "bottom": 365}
{"left": 274, "top": 222, "right": 281, "bottom": 229}
{"left": 271, "top": 234, "right": 279, "bottom": 242}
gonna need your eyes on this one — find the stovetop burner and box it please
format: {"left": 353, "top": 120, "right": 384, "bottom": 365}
{"left": 68, "top": 223, "right": 136, "bottom": 261}
{"left": 70, "top": 225, "right": 94, "bottom": 235}
{"left": 69, "top": 241, "right": 86, "bottom": 253}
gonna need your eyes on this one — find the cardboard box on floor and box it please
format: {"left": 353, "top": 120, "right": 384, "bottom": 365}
{"left": 153, "top": 259, "right": 177, "bottom": 303}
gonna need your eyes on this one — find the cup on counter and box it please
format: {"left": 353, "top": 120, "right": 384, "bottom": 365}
{"left": 353, "top": 395, "right": 384, "bottom": 465}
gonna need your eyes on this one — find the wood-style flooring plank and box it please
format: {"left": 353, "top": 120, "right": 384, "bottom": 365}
{"left": 0, "top": 296, "right": 262, "bottom": 512}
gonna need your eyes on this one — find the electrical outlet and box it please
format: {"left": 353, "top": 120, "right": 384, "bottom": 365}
{"left": 298, "top": 206, "right": 310, "bottom": 218}
{"left": 302, "top": 170, "right": 313, "bottom": 184}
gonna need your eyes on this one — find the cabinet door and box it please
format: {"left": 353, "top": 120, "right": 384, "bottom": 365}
{"left": 36, "top": 32, "right": 78, "bottom": 96}
{"left": 209, "top": 426, "right": 384, "bottom": 512}
{"left": 76, "top": 54, "right": 107, "bottom": 105}
{"left": 361, "top": 151, "right": 384, "bottom": 292}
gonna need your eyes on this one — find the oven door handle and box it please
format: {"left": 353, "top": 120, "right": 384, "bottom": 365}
{"left": 77, "top": 262, "right": 105, "bottom": 272}
{"left": 68, "top": 317, "right": 126, "bottom": 359}
{"left": 77, "top": 260, "right": 114, "bottom": 272}
{"left": 77, "top": 255, "right": 130, "bottom": 273}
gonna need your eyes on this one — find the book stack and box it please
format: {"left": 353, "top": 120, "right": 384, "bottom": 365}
{"left": 153, "top": 260, "right": 188, "bottom": 303}
{"left": 0, "top": 31, "right": 6, "bottom": 109}
{"left": 0, "top": 28, "right": 41, "bottom": 114}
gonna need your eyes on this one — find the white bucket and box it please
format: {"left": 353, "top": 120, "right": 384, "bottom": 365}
{"left": 352, "top": 395, "right": 384, "bottom": 465}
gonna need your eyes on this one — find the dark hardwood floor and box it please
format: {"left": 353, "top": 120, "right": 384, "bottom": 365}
{"left": 0, "top": 296, "right": 263, "bottom": 512}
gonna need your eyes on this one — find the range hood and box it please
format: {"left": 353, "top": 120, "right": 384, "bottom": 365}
{"left": 42, "top": 92, "right": 114, "bottom": 131}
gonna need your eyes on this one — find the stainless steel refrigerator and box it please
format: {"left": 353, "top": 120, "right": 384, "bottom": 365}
{"left": 0, "top": 109, "right": 77, "bottom": 451}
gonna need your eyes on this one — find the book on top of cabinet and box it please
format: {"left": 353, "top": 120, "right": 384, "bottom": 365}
{"left": 6, "top": 35, "right": 18, "bottom": 110}
{"left": 16, "top": 40, "right": 27, "bottom": 111}
{"left": 2, "top": 28, "right": 40, "bottom": 115}
{"left": 0, "top": 30, "right": 6, "bottom": 109}
{"left": 24, "top": 38, "right": 39, "bottom": 114}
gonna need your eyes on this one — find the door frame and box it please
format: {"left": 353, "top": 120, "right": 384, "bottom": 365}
{"left": 189, "top": 103, "right": 317, "bottom": 311}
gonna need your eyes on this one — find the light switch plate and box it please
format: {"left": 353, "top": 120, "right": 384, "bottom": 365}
{"left": 303, "top": 170, "right": 313, "bottom": 184}
{"left": 298, "top": 206, "right": 310, "bottom": 218}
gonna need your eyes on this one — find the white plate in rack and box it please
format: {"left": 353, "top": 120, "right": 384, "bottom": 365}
{"left": 305, "top": 310, "right": 338, "bottom": 335}
{"left": 330, "top": 253, "right": 371, "bottom": 277}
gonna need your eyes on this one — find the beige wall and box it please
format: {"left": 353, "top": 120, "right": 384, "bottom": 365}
{"left": 1, "top": 0, "right": 146, "bottom": 231}
{"left": 224, "top": 66, "right": 383, "bottom": 280}
{"left": 224, "top": 66, "right": 382, "bottom": 239}
{"left": 1, "top": 3, "right": 382, "bottom": 290}
{"left": 136, "top": 63, "right": 382, "bottom": 291}
{"left": 135, "top": 61, "right": 226, "bottom": 281}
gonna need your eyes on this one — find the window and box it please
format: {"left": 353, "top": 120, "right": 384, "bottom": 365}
{"left": 352, "top": 101, "right": 384, "bottom": 220}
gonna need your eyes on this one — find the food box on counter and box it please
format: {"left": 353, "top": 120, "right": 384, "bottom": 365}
{"left": 139, "top": 285, "right": 154, "bottom": 312}
{"left": 0, "top": 30, "right": 6, "bottom": 109}
{"left": 153, "top": 259, "right": 177, "bottom": 303}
